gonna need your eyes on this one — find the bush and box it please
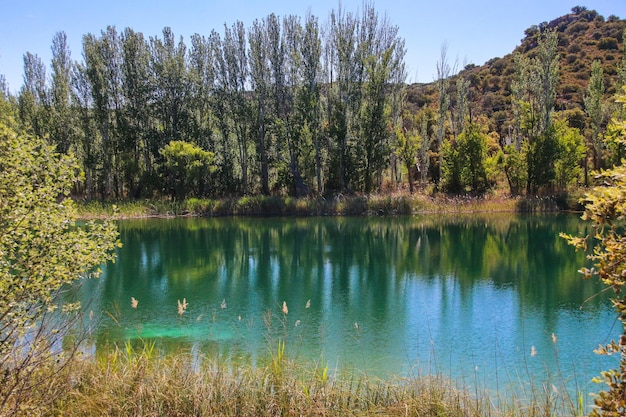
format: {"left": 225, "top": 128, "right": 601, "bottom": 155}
{"left": 562, "top": 89, "right": 626, "bottom": 415}
{"left": 0, "top": 100, "right": 118, "bottom": 414}
{"left": 597, "top": 37, "right": 618, "bottom": 50}
{"left": 564, "top": 21, "right": 588, "bottom": 34}
{"left": 160, "top": 140, "right": 216, "bottom": 200}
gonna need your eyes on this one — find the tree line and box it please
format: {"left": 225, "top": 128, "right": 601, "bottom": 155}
{"left": 7, "top": 4, "right": 405, "bottom": 199}
{"left": 2, "top": 5, "right": 626, "bottom": 200}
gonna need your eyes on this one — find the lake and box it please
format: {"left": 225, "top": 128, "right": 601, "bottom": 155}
{"left": 76, "top": 214, "right": 616, "bottom": 400}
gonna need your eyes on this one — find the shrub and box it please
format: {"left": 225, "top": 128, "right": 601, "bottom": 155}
{"left": 598, "top": 37, "right": 618, "bottom": 50}
{"left": 562, "top": 89, "right": 626, "bottom": 415}
{"left": 0, "top": 100, "right": 118, "bottom": 414}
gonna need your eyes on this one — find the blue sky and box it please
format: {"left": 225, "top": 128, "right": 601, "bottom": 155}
{"left": 1, "top": 1, "right": 624, "bottom": 93}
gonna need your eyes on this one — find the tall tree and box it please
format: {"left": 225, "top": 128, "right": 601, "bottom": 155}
{"left": 82, "top": 27, "right": 124, "bottom": 198}
{"left": 454, "top": 75, "right": 470, "bottom": 135}
{"left": 356, "top": 4, "right": 405, "bottom": 193}
{"left": 299, "top": 13, "right": 323, "bottom": 194}
{"left": 0, "top": 72, "right": 7, "bottom": 98}
{"left": 50, "top": 31, "right": 74, "bottom": 154}
{"left": 584, "top": 59, "right": 606, "bottom": 172}
{"left": 209, "top": 29, "right": 236, "bottom": 192}
{"left": 511, "top": 29, "right": 560, "bottom": 194}
{"left": 387, "top": 36, "right": 407, "bottom": 190}
{"left": 150, "top": 27, "right": 189, "bottom": 146}
{"left": 536, "top": 30, "right": 559, "bottom": 137}
{"left": 188, "top": 33, "right": 215, "bottom": 150}
{"left": 417, "top": 109, "right": 432, "bottom": 185}
{"left": 120, "top": 28, "right": 153, "bottom": 197}
{"left": 18, "top": 52, "right": 48, "bottom": 138}
{"left": 394, "top": 115, "right": 419, "bottom": 194}
{"left": 325, "top": 4, "right": 358, "bottom": 191}
{"left": 71, "top": 61, "right": 99, "bottom": 198}
{"left": 248, "top": 17, "right": 271, "bottom": 195}
{"left": 360, "top": 47, "right": 393, "bottom": 193}
{"left": 101, "top": 26, "right": 125, "bottom": 197}
{"left": 283, "top": 14, "right": 309, "bottom": 196}
{"left": 223, "top": 21, "right": 251, "bottom": 192}
{"left": 434, "top": 43, "right": 450, "bottom": 185}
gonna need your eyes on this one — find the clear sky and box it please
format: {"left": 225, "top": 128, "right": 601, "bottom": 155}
{"left": 1, "top": 0, "right": 624, "bottom": 94}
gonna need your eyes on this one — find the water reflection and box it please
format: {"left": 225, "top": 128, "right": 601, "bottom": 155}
{"left": 77, "top": 214, "right": 614, "bottom": 396}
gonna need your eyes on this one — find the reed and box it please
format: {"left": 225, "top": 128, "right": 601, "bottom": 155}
{"left": 75, "top": 192, "right": 572, "bottom": 220}
{"left": 38, "top": 343, "right": 584, "bottom": 417}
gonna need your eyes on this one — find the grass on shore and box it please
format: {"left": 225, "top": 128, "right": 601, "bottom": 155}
{"left": 75, "top": 191, "right": 581, "bottom": 219}
{"left": 11, "top": 342, "right": 584, "bottom": 417}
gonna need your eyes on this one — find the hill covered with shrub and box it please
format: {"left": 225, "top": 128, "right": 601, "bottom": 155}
{"left": 406, "top": 6, "right": 626, "bottom": 141}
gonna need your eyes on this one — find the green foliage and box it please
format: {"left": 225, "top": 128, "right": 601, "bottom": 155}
{"left": 605, "top": 88, "right": 626, "bottom": 166}
{"left": 526, "top": 128, "right": 560, "bottom": 194}
{"left": 553, "top": 119, "right": 586, "bottom": 190}
{"left": 441, "top": 138, "right": 462, "bottom": 192}
{"left": 10, "top": 7, "right": 626, "bottom": 200}
{"left": 360, "top": 47, "right": 394, "bottom": 193}
{"left": 513, "top": 29, "right": 559, "bottom": 140}
{"left": 394, "top": 123, "right": 420, "bottom": 193}
{"left": 502, "top": 145, "right": 528, "bottom": 195}
{"left": 598, "top": 37, "right": 618, "bottom": 50}
{"left": 563, "top": 90, "right": 626, "bottom": 416}
{"left": 584, "top": 59, "right": 607, "bottom": 170}
{"left": 0, "top": 101, "right": 119, "bottom": 413}
{"left": 441, "top": 123, "right": 489, "bottom": 193}
{"left": 160, "top": 140, "right": 216, "bottom": 200}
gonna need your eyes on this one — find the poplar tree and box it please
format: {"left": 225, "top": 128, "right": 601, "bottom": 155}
{"left": 150, "top": 27, "right": 189, "bottom": 146}
{"left": 120, "top": 28, "right": 152, "bottom": 196}
{"left": 417, "top": 111, "right": 431, "bottom": 185}
{"left": 188, "top": 33, "right": 216, "bottom": 151}
{"left": 248, "top": 17, "right": 271, "bottom": 195}
{"left": 435, "top": 43, "right": 450, "bottom": 185}
{"left": 18, "top": 52, "right": 48, "bottom": 139}
{"left": 394, "top": 115, "right": 419, "bottom": 193}
{"left": 361, "top": 47, "right": 393, "bottom": 193}
{"left": 584, "top": 60, "right": 606, "bottom": 172}
{"left": 326, "top": 5, "right": 358, "bottom": 191}
{"left": 209, "top": 29, "right": 236, "bottom": 192}
{"left": 50, "top": 31, "right": 74, "bottom": 154}
{"left": 223, "top": 21, "right": 251, "bottom": 193}
{"left": 283, "top": 14, "right": 309, "bottom": 196}
{"left": 299, "top": 13, "right": 323, "bottom": 193}
{"left": 357, "top": 5, "right": 404, "bottom": 193}
{"left": 511, "top": 29, "right": 559, "bottom": 194}
{"left": 71, "top": 61, "right": 99, "bottom": 198}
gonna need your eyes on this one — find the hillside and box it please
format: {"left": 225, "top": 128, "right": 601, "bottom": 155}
{"left": 405, "top": 6, "right": 626, "bottom": 141}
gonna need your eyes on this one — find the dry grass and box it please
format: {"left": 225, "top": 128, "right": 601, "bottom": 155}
{"left": 75, "top": 191, "right": 575, "bottom": 220}
{"left": 8, "top": 343, "right": 579, "bottom": 417}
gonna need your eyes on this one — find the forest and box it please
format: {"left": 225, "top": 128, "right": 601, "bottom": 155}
{"left": 0, "top": 5, "right": 625, "bottom": 201}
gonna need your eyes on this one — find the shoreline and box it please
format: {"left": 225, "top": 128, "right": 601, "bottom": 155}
{"left": 75, "top": 192, "right": 583, "bottom": 220}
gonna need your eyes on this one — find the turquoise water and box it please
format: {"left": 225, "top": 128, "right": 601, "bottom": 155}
{"left": 77, "top": 214, "right": 616, "bottom": 401}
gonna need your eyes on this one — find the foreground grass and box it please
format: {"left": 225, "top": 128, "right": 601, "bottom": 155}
{"left": 76, "top": 191, "right": 581, "bottom": 219}
{"left": 20, "top": 346, "right": 581, "bottom": 417}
